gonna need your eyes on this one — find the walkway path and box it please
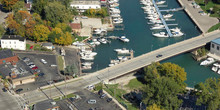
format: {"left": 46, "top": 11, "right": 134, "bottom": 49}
{"left": 178, "top": 0, "right": 219, "bottom": 33}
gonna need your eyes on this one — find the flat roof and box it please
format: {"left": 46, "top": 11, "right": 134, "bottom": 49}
{"left": 42, "top": 42, "right": 53, "bottom": 47}
{"left": 0, "top": 49, "right": 15, "bottom": 59}
{"left": 1, "top": 35, "right": 25, "bottom": 41}
{"left": 34, "top": 99, "right": 59, "bottom": 110}
{"left": 71, "top": 0, "right": 100, "bottom": 5}
{"left": 212, "top": 38, "right": 220, "bottom": 45}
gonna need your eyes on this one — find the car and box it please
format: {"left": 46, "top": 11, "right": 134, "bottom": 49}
{"left": 27, "top": 62, "right": 34, "bottom": 65}
{"left": 35, "top": 69, "right": 41, "bottom": 73}
{"left": 32, "top": 66, "right": 38, "bottom": 70}
{"left": 23, "top": 57, "right": 30, "bottom": 62}
{"left": 98, "top": 89, "right": 103, "bottom": 95}
{"left": 156, "top": 54, "right": 163, "bottom": 58}
{"left": 41, "top": 59, "right": 47, "bottom": 64}
{"left": 87, "top": 99, "right": 96, "bottom": 104}
{"left": 38, "top": 73, "right": 45, "bottom": 76}
{"left": 107, "top": 98, "right": 112, "bottom": 102}
{"left": 47, "top": 81, "right": 54, "bottom": 85}
{"left": 2, "top": 88, "right": 7, "bottom": 92}
{"left": 100, "top": 93, "right": 107, "bottom": 98}
{"left": 15, "top": 88, "right": 23, "bottom": 93}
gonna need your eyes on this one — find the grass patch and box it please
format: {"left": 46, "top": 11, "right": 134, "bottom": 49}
{"left": 74, "top": 35, "right": 88, "bottom": 42}
{"left": 104, "top": 84, "right": 138, "bottom": 110}
{"left": 94, "top": 82, "right": 103, "bottom": 91}
{"left": 34, "top": 44, "right": 41, "bottom": 50}
{"left": 126, "top": 78, "right": 145, "bottom": 90}
{"left": 26, "top": 44, "right": 31, "bottom": 50}
{"left": 208, "top": 22, "right": 220, "bottom": 32}
{"left": 57, "top": 55, "right": 64, "bottom": 71}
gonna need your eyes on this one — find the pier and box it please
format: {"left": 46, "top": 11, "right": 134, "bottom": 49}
{"left": 160, "top": 7, "right": 184, "bottom": 12}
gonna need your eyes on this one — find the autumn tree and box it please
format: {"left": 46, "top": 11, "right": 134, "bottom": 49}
{"left": 147, "top": 104, "right": 162, "bottom": 110}
{"left": 195, "top": 78, "right": 220, "bottom": 110}
{"left": 55, "top": 23, "right": 72, "bottom": 33}
{"left": 32, "top": 0, "right": 48, "bottom": 17}
{"left": 12, "top": 1, "right": 26, "bottom": 13}
{"left": 6, "top": 13, "right": 21, "bottom": 35}
{"left": 1, "top": 0, "right": 18, "bottom": 11}
{"left": 44, "top": 2, "right": 72, "bottom": 27}
{"left": 33, "top": 25, "right": 50, "bottom": 42}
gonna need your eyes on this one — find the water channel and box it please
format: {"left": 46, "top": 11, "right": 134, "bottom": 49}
{"left": 85, "top": 0, "right": 220, "bottom": 87}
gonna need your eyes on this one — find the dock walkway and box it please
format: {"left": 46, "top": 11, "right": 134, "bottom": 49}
{"left": 177, "top": 0, "right": 219, "bottom": 33}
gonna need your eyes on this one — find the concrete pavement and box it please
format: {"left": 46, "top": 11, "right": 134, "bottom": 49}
{"left": 21, "top": 30, "right": 220, "bottom": 105}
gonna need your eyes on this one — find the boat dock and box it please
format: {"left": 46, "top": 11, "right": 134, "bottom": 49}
{"left": 160, "top": 7, "right": 184, "bottom": 12}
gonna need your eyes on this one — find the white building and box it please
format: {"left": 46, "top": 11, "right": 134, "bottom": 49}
{"left": 70, "top": 0, "right": 101, "bottom": 13}
{"left": 1, "top": 35, "right": 26, "bottom": 50}
{"left": 210, "top": 38, "right": 220, "bottom": 56}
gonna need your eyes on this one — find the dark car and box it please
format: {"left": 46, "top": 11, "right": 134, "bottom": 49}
{"left": 98, "top": 89, "right": 103, "bottom": 95}
{"left": 2, "top": 88, "right": 7, "bottom": 92}
{"left": 38, "top": 73, "right": 45, "bottom": 76}
{"left": 15, "top": 88, "right": 23, "bottom": 93}
{"left": 100, "top": 93, "right": 107, "bottom": 98}
{"left": 156, "top": 54, "right": 163, "bottom": 58}
{"left": 107, "top": 98, "right": 112, "bottom": 102}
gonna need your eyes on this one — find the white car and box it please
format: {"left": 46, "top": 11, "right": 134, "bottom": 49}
{"left": 40, "top": 59, "right": 47, "bottom": 64}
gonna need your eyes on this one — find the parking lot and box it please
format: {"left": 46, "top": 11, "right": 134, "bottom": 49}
{"left": 15, "top": 53, "right": 63, "bottom": 93}
{"left": 73, "top": 89, "right": 122, "bottom": 110}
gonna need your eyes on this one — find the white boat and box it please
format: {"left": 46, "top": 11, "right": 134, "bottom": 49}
{"left": 113, "top": 17, "right": 123, "bottom": 21}
{"left": 82, "top": 62, "right": 93, "bottom": 66}
{"left": 82, "top": 65, "right": 92, "bottom": 70}
{"left": 163, "top": 14, "right": 173, "bottom": 18}
{"left": 114, "top": 48, "right": 130, "bottom": 54}
{"left": 93, "top": 28, "right": 107, "bottom": 34}
{"left": 110, "top": 3, "right": 119, "bottom": 8}
{"left": 145, "top": 15, "right": 159, "bottom": 19}
{"left": 170, "top": 27, "right": 181, "bottom": 32}
{"left": 99, "top": 38, "right": 107, "bottom": 44}
{"left": 153, "top": 32, "right": 169, "bottom": 37}
{"left": 110, "top": 59, "right": 120, "bottom": 64}
{"left": 81, "top": 56, "right": 94, "bottom": 60}
{"left": 109, "top": 8, "right": 121, "bottom": 14}
{"left": 151, "top": 24, "right": 164, "bottom": 30}
{"left": 217, "top": 69, "right": 220, "bottom": 75}
{"left": 111, "top": 14, "right": 121, "bottom": 17}
{"left": 212, "top": 63, "right": 220, "bottom": 72}
{"left": 156, "top": 1, "right": 166, "bottom": 5}
{"left": 108, "top": 0, "right": 118, "bottom": 4}
{"left": 113, "top": 19, "right": 123, "bottom": 24}
{"left": 149, "top": 20, "right": 162, "bottom": 24}
{"left": 118, "top": 56, "right": 128, "bottom": 62}
{"left": 172, "top": 31, "right": 184, "bottom": 37}
{"left": 200, "top": 58, "right": 215, "bottom": 66}
{"left": 120, "top": 36, "right": 129, "bottom": 42}
{"left": 109, "top": 63, "right": 115, "bottom": 67}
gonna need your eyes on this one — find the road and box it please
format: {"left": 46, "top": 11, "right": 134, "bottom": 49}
{"left": 22, "top": 30, "right": 220, "bottom": 105}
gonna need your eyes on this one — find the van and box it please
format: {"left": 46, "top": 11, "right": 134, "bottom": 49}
{"left": 87, "top": 99, "right": 96, "bottom": 104}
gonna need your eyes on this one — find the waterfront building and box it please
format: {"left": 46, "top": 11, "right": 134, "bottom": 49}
{"left": 69, "top": 23, "right": 82, "bottom": 35}
{"left": 70, "top": 0, "right": 101, "bottom": 13}
{"left": 210, "top": 38, "right": 220, "bottom": 56}
{"left": 1, "top": 35, "right": 26, "bottom": 50}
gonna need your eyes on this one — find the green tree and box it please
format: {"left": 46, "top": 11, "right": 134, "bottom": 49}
{"left": 33, "top": 25, "right": 50, "bottom": 42}
{"left": 0, "top": 24, "right": 5, "bottom": 37}
{"left": 144, "top": 62, "right": 160, "bottom": 84}
{"left": 1, "top": 0, "right": 18, "bottom": 11}
{"left": 44, "top": 2, "right": 72, "bottom": 27}
{"left": 195, "top": 78, "right": 220, "bottom": 110}
{"left": 56, "top": 23, "right": 72, "bottom": 33}
{"left": 48, "top": 27, "right": 62, "bottom": 43}
{"left": 12, "top": 1, "right": 26, "bottom": 13}
{"left": 148, "top": 104, "right": 162, "bottom": 110}
{"left": 32, "top": 0, "right": 48, "bottom": 16}
{"left": 70, "top": 7, "right": 79, "bottom": 16}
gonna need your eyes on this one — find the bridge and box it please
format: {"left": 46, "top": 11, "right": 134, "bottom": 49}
{"left": 21, "top": 30, "right": 220, "bottom": 104}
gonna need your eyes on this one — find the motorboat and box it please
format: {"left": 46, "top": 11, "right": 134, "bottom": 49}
{"left": 149, "top": 20, "right": 162, "bottom": 24}
{"left": 99, "top": 38, "right": 107, "bottom": 44}
{"left": 110, "top": 3, "right": 119, "bottom": 8}
{"left": 153, "top": 32, "right": 169, "bottom": 37}
{"left": 156, "top": 1, "right": 166, "bottom": 5}
{"left": 113, "top": 17, "right": 123, "bottom": 21}
{"left": 108, "top": 0, "right": 119, "bottom": 4}
{"left": 92, "top": 39, "right": 101, "bottom": 45}
{"left": 151, "top": 24, "right": 164, "bottom": 30}
{"left": 93, "top": 28, "right": 107, "bottom": 34}
{"left": 109, "top": 8, "right": 121, "bottom": 14}
{"left": 119, "top": 36, "right": 130, "bottom": 42}
{"left": 82, "top": 65, "right": 92, "bottom": 70}
{"left": 111, "top": 14, "right": 121, "bottom": 17}
{"left": 114, "top": 48, "right": 130, "bottom": 54}
{"left": 200, "top": 58, "right": 215, "bottom": 66}
{"left": 163, "top": 14, "right": 173, "bottom": 18}
{"left": 81, "top": 56, "right": 94, "bottom": 60}
{"left": 212, "top": 63, "right": 220, "bottom": 72}
{"left": 118, "top": 56, "right": 129, "bottom": 62}
{"left": 110, "top": 59, "right": 120, "bottom": 64}
{"left": 145, "top": 15, "right": 159, "bottom": 19}
{"left": 82, "top": 62, "right": 93, "bottom": 66}
{"left": 170, "top": 27, "right": 181, "bottom": 32}
{"left": 109, "top": 63, "right": 115, "bottom": 67}
{"left": 172, "top": 31, "right": 184, "bottom": 37}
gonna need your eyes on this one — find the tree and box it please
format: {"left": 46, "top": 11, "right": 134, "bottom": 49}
{"left": 195, "top": 78, "right": 220, "bottom": 110}
{"left": 1, "top": 0, "right": 19, "bottom": 11}
{"left": 144, "top": 62, "right": 160, "bottom": 84}
{"left": 48, "top": 27, "right": 62, "bottom": 43}
{"left": 55, "top": 32, "right": 72, "bottom": 45}
{"left": 12, "top": 1, "right": 26, "bottom": 13}
{"left": 0, "top": 24, "right": 5, "bottom": 37}
{"left": 56, "top": 23, "right": 72, "bottom": 33}
{"left": 32, "top": 0, "right": 48, "bottom": 17}
{"left": 6, "top": 13, "right": 21, "bottom": 35}
{"left": 143, "top": 77, "right": 183, "bottom": 110}
{"left": 70, "top": 7, "right": 79, "bottom": 16}
{"left": 148, "top": 104, "right": 162, "bottom": 110}
{"left": 33, "top": 25, "right": 50, "bottom": 42}
{"left": 44, "top": 2, "right": 72, "bottom": 27}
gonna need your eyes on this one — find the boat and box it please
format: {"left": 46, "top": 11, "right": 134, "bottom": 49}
{"left": 81, "top": 56, "right": 94, "bottom": 60}
{"left": 200, "top": 58, "right": 215, "bottom": 66}
{"left": 99, "top": 38, "right": 107, "bottom": 44}
{"left": 110, "top": 59, "right": 120, "bottom": 64}
{"left": 114, "top": 48, "right": 130, "bottom": 54}
{"left": 93, "top": 28, "right": 107, "bottom": 34}
{"left": 82, "top": 62, "right": 93, "bottom": 66}
{"left": 113, "top": 17, "right": 123, "bottom": 21}
{"left": 163, "top": 14, "right": 173, "bottom": 19}
{"left": 212, "top": 63, "right": 220, "bottom": 72}
{"left": 156, "top": 1, "right": 166, "bottom": 5}
{"left": 82, "top": 65, "right": 92, "bottom": 70}
{"left": 118, "top": 56, "right": 128, "bottom": 62}
{"left": 109, "top": 8, "right": 121, "bottom": 14}
{"left": 109, "top": 63, "right": 115, "bottom": 67}
{"left": 151, "top": 24, "right": 164, "bottom": 30}
{"left": 172, "top": 31, "right": 184, "bottom": 37}
{"left": 153, "top": 32, "right": 169, "bottom": 37}
{"left": 113, "top": 19, "right": 123, "bottom": 24}
{"left": 110, "top": 3, "right": 119, "bottom": 8}
{"left": 111, "top": 14, "right": 121, "bottom": 17}
{"left": 170, "top": 27, "right": 181, "bottom": 32}
{"left": 119, "top": 36, "right": 129, "bottom": 42}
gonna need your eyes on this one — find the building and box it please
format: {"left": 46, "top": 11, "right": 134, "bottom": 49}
{"left": 1, "top": 35, "right": 26, "bottom": 50}
{"left": 0, "top": 50, "right": 19, "bottom": 65}
{"left": 42, "top": 43, "right": 54, "bottom": 50}
{"left": 210, "top": 38, "right": 220, "bottom": 56}
{"left": 69, "top": 23, "right": 81, "bottom": 34}
{"left": 34, "top": 99, "right": 59, "bottom": 110}
{"left": 70, "top": 0, "right": 101, "bottom": 13}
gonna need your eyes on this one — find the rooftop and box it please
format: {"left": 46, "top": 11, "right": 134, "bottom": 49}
{"left": 212, "top": 38, "right": 220, "bottom": 45}
{"left": 71, "top": 0, "right": 100, "bottom": 5}
{"left": 34, "top": 99, "right": 59, "bottom": 110}
{"left": 42, "top": 42, "right": 53, "bottom": 47}
{"left": 1, "top": 35, "right": 25, "bottom": 41}
{"left": 0, "top": 49, "right": 15, "bottom": 59}
{"left": 69, "top": 23, "right": 81, "bottom": 29}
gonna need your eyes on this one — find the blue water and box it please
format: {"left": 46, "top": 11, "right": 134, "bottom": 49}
{"left": 85, "top": 0, "right": 219, "bottom": 87}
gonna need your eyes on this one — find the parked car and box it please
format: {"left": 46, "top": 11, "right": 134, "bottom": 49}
{"left": 98, "top": 89, "right": 103, "bottom": 95}
{"left": 15, "top": 88, "right": 23, "bottom": 93}
{"left": 2, "top": 88, "right": 7, "bottom": 92}
{"left": 23, "top": 57, "right": 30, "bottom": 62}
{"left": 32, "top": 66, "right": 38, "bottom": 70}
{"left": 40, "top": 59, "right": 47, "bottom": 64}
{"left": 38, "top": 73, "right": 45, "bottom": 76}
{"left": 156, "top": 54, "right": 163, "bottom": 58}
{"left": 107, "top": 98, "right": 112, "bottom": 102}
{"left": 27, "top": 62, "right": 34, "bottom": 65}
{"left": 87, "top": 99, "right": 96, "bottom": 104}
{"left": 100, "top": 93, "right": 107, "bottom": 98}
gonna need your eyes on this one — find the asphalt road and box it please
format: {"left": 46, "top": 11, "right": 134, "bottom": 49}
{"left": 21, "top": 30, "right": 220, "bottom": 104}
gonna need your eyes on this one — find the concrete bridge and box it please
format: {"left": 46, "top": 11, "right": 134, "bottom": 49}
{"left": 22, "top": 30, "right": 220, "bottom": 104}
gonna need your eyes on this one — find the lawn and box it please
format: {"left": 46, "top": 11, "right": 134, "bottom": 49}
{"left": 104, "top": 84, "right": 138, "bottom": 110}
{"left": 208, "top": 22, "right": 220, "bottom": 32}
{"left": 57, "top": 55, "right": 64, "bottom": 71}
{"left": 125, "top": 78, "right": 145, "bottom": 90}
{"left": 74, "top": 35, "right": 88, "bottom": 42}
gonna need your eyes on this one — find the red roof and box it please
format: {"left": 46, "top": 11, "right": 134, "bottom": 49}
{"left": 69, "top": 23, "right": 81, "bottom": 29}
